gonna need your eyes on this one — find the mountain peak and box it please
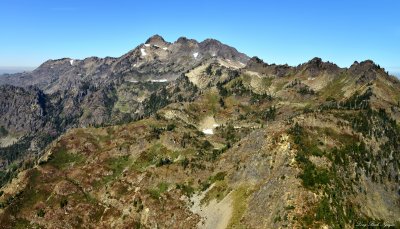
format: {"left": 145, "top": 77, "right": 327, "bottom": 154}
{"left": 309, "top": 57, "right": 323, "bottom": 64}
{"left": 201, "top": 38, "right": 222, "bottom": 45}
{"left": 298, "top": 57, "right": 340, "bottom": 76}
{"left": 145, "top": 34, "right": 168, "bottom": 46}
{"left": 349, "top": 59, "right": 380, "bottom": 73}
{"left": 246, "top": 56, "right": 268, "bottom": 68}
{"left": 348, "top": 60, "right": 382, "bottom": 82}
{"left": 175, "top": 36, "right": 198, "bottom": 45}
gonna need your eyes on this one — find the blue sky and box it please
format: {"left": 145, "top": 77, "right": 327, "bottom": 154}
{"left": 0, "top": 0, "right": 399, "bottom": 74}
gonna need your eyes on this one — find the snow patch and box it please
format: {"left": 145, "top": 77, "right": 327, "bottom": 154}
{"left": 144, "top": 44, "right": 150, "bottom": 47}
{"left": 150, "top": 79, "right": 168, "bottom": 83}
{"left": 199, "top": 116, "right": 219, "bottom": 135}
{"left": 212, "top": 53, "right": 216, "bottom": 57}
{"left": 163, "top": 47, "right": 168, "bottom": 50}
{"left": 69, "top": 59, "right": 74, "bottom": 65}
{"left": 193, "top": 52, "right": 199, "bottom": 59}
{"left": 140, "top": 48, "right": 147, "bottom": 56}
{"left": 202, "top": 129, "right": 214, "bottom": 135}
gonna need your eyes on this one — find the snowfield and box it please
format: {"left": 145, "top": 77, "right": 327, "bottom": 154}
{"left": 140, "top": 48, "right": 147, "bottom": 56}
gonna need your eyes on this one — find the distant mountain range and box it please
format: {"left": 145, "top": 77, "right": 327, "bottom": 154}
{"left": 0, "top": 67, "right": 34, "bottom": 75}
{"left": 0, "top": 35, "right": 399, "bottom": 228}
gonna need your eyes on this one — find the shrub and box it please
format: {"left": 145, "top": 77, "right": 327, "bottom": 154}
{"left": 264, "top": 106, "right": 276, "bottom": 121}
{"left": 60, "top": 199, "right": 68, "bottom": 208}
{"left": 180, "top": 157, "right": 189, "bottom": 169}
{"left": 201, "top": 140, "right": 213, "bottom": 150}
{"left": 156, "top": 157, "right": 172, "bottom": 167}
{"left": 205, "top": 65, "right": 212, "bottom": 75}
{"left": 176, "top": 183, "right": 195, "bottom": 197}
{"left": 166, "top": 124, "right": 176, "bottom": 131}
{"left": 219, "top": 97, "right": 225, "bottom": 108}
{"left": 217, "top": 82, "right": 228, "bottom": 97}
{"left": 37, "top": 209, "right": 45, "bottom": 217}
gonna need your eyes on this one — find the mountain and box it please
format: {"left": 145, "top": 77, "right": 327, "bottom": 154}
{"left": 0, "top": 35, "right": 248, "bottom": 94}
{"left": 0, "top": 35, "right": 247, "bottom": 172}
{"left": 0, "top": 36, "right": 399, "bottom": 228}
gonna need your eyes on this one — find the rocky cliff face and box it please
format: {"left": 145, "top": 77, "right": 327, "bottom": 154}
{"left": 0, "top": 85, "right": 46, "bottom": 134}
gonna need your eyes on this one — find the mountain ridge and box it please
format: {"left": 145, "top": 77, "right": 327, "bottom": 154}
{"left": 0, "top": 35, "right": 399, "bottom": 228}
{"left": 0, "top": 35, "right": 249, "bottom": 94}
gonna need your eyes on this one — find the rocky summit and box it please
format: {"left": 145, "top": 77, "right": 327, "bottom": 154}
{"left": 0, "top": 35, "right": 399, "bottom": 228}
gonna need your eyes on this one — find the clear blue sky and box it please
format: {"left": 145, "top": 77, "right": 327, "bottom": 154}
{"left": 0, "top": 0, "right": 399, "bottom": 74}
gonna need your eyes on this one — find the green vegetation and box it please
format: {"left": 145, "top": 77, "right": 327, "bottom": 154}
{"left": 1, "top": 169, "right": 50, "bottom": 218}
{"left": 0, "top": 136, "right": 34, "bottom": 186}
{"left": 47, "top": 146, "right": 84, "bottom": 170}
{"left": 219, "top": 124, "right": 237, "bottom": 146}
{"left": 60, "top": 199, "right": 68, "bottom": 208}
{"left": 13, "top": 218, "right": 32, "bottom": 229}
{"left": 36, "top": 209, "right": 45, "bottom": 217}
{"left": 321, "top": 87, "right": 373, "bottom": 111}
{"left": 263, "top": 106, "right": 276, "bottom": 121}
{"left": 291, "top": 124, "right": 330, "bottom": 188}
{"left": 200, "top": 171, "right": 227, "bottom": 191}
{"left": 217, "top": 82, "right": 228, "bottom": 97}
{"left": 204, "top": 91, "right": 219, "bottom": 113}
{"left": 205, "top": 64, "right": 213, "bottom": 75}
{"left": 227, "top": 186, "right": 252, "bottom": 229}
{"left": 166, "top": 123, "right": 176, "bottom": 131}
{"left": 250, "top": 92, "right": 273, "bottom": 104}
{"left": 143, "top": 88, "right": 169, "bottom": 116}
{"left": 219, "top": 97, "right": 225, "bottom": 108}
{"left": 229, "top": 79, "right": 251, "bottom": 96}
{"left": 289, "top": 108, "right": 400, "bottom": 227}
{"left": 101, "top": 155, "right": 132, "bottom": 184}
{"left": 297, "top": 86, "right": 315, "bottom": 95}
{"left": 179, "top": 156, "right": 190, "bottom": 169}
{"left": 343, "top": 88, "right": 372, "bottom": 110}
{"left": 298, "top": 161, "right": 330, "bottom": 188}
{"left": 148, "top": 182, "right": 169, "bottom": 199}
{"left": 261, "top": 77, "right": 273, "bottom": 88}
{"left": 176, "top": 183, "right": 195, "bottom": 197}
{"left": 320, "top": 73, "right": 347, "bottom": 99}
{"left": 201, "top": 181, "right": 230, "bottom": 205}
{"left": 133, "top": 144, "right": 177, "bottom": 171}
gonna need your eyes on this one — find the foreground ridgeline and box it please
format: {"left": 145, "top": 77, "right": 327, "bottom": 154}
{"left": 0, "top": 35, "right": 399, "bottom": 228}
